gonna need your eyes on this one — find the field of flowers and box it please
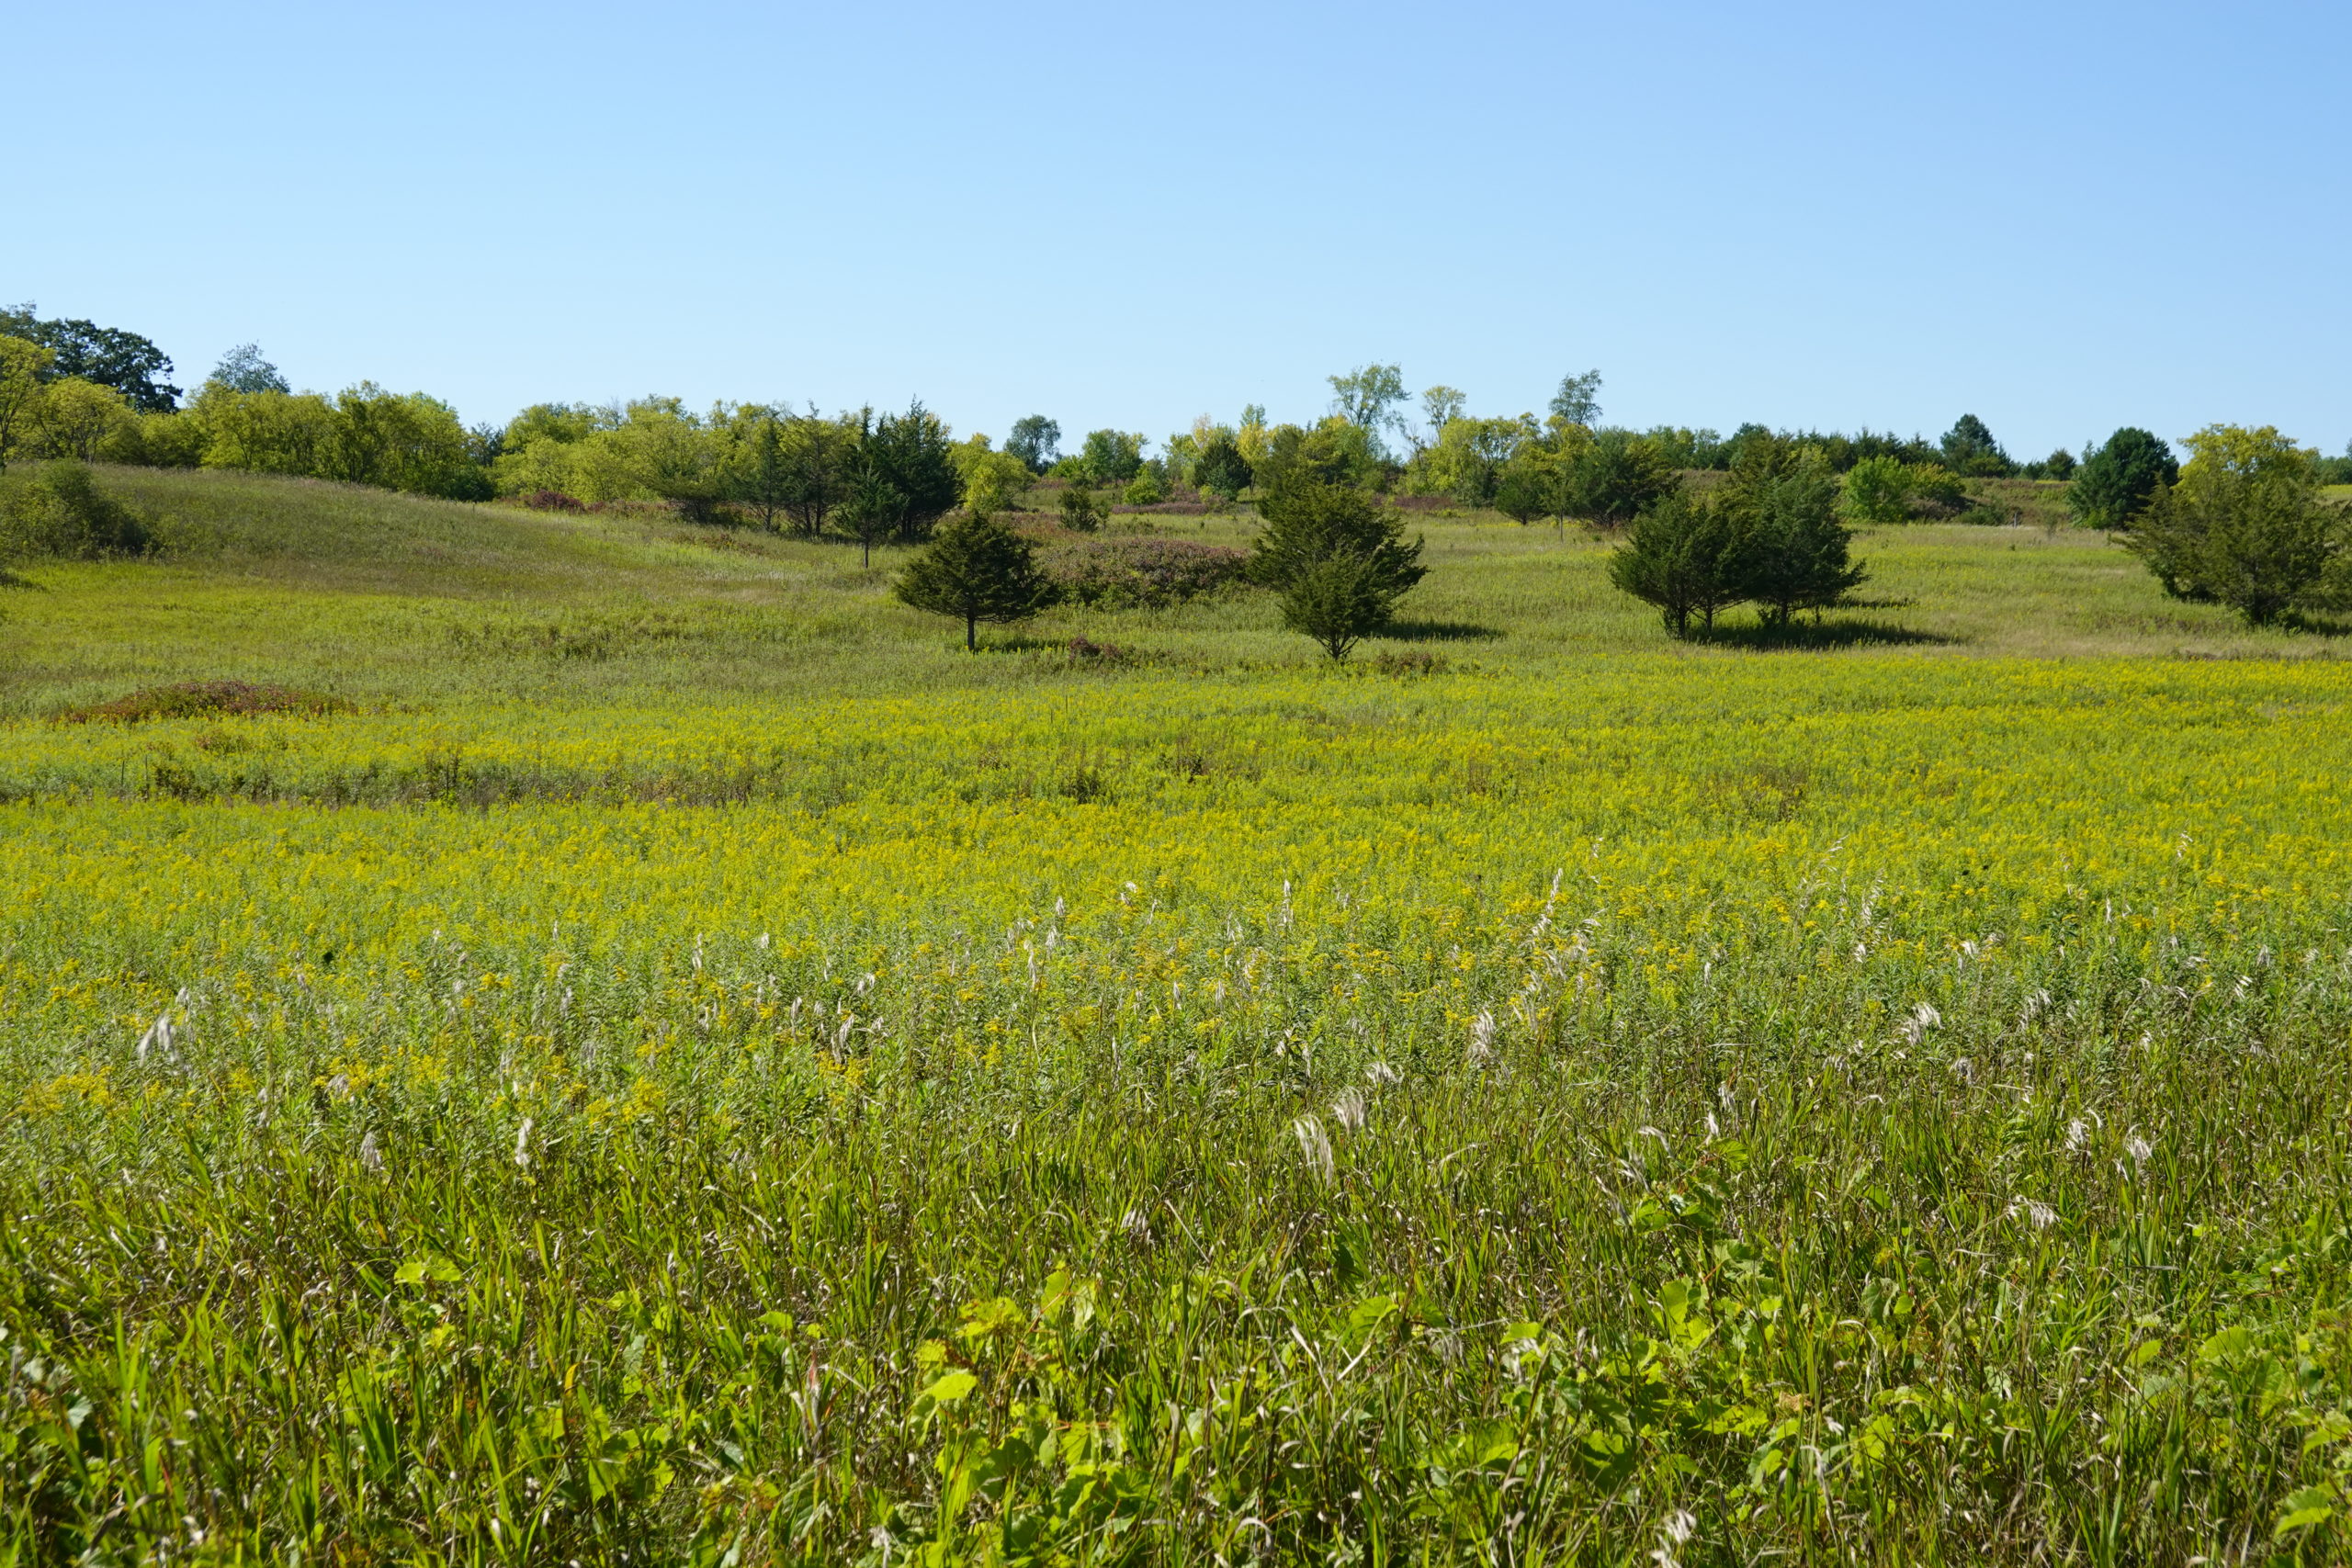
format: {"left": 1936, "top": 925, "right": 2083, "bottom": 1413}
{"left": 6, "top": 471, "right": 2352, "bottom": 1562}
{"left": 5, "top": 646, "right": 2352, "bottom": 1564}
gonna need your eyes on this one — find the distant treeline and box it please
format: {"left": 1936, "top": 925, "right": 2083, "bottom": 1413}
{"left": 5, "top": 308, "right": 2349, "bottom": 536}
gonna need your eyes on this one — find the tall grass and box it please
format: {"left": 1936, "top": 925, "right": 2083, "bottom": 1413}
{"left": 5, "top": 468, "right": 2352, "bottom": 1561}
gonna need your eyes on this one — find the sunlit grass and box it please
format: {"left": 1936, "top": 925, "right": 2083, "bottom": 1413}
{"left": 5, "top": 467, "right": 2352, "bottom": 1562}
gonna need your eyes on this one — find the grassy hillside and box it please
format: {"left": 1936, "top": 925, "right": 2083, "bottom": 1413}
{"left": 6, "top": 465, "right": 2352, "bottom": 1562}
{"left": 0, "top": 464, "right": 2339, "bottom": 721}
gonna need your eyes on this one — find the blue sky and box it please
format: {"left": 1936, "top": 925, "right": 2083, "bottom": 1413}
{"left": 12, "top": 1, "right": 2349, "bottom": 457}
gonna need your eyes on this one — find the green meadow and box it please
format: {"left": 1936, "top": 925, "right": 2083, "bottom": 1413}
{"left": 5, "top": 467, "right": 2352, "bottom": 1564}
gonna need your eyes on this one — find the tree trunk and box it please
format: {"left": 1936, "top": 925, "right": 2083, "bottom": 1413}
{"left": 966, "top": 613, "right": 977, "bottom": 652}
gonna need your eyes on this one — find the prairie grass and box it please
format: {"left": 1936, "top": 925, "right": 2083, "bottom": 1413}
{"left": 4, "top": 468, "right": 2352, "bottom": 1562}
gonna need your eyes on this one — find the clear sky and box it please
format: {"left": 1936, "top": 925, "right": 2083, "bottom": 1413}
{"left": 11, "top": 1, "right": 2349, "bottom": 458}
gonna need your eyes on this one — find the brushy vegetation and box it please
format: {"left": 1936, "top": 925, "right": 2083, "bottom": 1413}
{"left": 6, "top": 467, "right": 2352, "bottom": 1562}
{"left": 1036, "top": 536, "right": 1252, "bottom": 610}
{"left": 56, "top": 678, "right": 357, "bottom": 725}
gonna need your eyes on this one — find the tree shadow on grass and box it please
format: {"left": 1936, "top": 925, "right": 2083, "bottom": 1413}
{"left": 2281, "top": 611, "right": 2352, "bottom": 637}
{"left": 1377, "top": 618, "right": 1506, "bottom": 643}
{"left": 1692, "top": 617, "right": 1961, "bottom": 650}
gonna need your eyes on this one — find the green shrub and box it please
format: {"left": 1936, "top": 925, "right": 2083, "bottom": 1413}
{"left": 1040, "top": 536, "right": 1252, "bottom": 609}
{"left": 2126, "top": 425, "right": 2345, "bottom": 625}
{"left": 60, "top": 680, "right": 356, "bottom": 724}
{"left": 1839, "top": 456, "right": 1914, "bottom": 525}
{"left": 0, "top": 461, "right": 152, "bottom": 559}
{"left": 1121, "top": 469, "right": 1167, "bottom": 507}
{"left": 1907, "top": 464, "right": 1968, "bottom": 516}
{"left": 1057, "top": 483, "right": 1105, "bottom": 533}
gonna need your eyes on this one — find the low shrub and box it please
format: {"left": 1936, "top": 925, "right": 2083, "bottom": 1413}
{"left": 519, "top": 490, "right": 588, "bottom": 513}
{"left": 1039, "top": 536, "right": 1253, "bottom": 609}
{"left": 1366, "top": 649, "right": 1449, "bottom": 676}
{"left": 0, "top": 462, "right": 153, "bottom": 560}
{"left": 59, "top": 680, "right": 357, "bottom": 725}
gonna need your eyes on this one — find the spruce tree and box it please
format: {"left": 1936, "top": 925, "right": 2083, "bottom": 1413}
{"left": 893, "top": 513, "right": 1061, "bottom": 649}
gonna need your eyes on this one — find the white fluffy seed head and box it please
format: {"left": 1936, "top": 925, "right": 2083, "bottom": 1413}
{"left": 1291, "top": 1115, "right": 1334, "bottom": 1185}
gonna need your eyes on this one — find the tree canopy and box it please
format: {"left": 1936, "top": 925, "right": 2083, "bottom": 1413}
{"left": 2125, "top": 424, "right": 2344, "bottom": 625}
{"left": 1005, "top": 415, "right": 1060, "bottom": 474}
{"left": 0, "top": 303, "right": 179, "bottom": 412}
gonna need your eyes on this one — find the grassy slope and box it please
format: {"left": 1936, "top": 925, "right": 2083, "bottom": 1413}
{"left": 8, "top": 466, "right": 2352, "bottom": 1562}
{"left": 0, "top": 464, "right": 2338, "bottom": 718}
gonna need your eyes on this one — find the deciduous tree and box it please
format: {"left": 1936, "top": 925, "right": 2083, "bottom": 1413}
{"left": 1839, "top": 455, "right": 1914, "bottom": 525}
{"left": 0, "top": 336, "right": 59, "bottom": 468}
{"left": 1006, "top": 415, "right": 1060, "bottom": 474}
{"left": 210, "top": 344, "right": 289, "bottom": 395}
{"left": 1328, "top": 363, "right": 1408, "bottom": 451}
{"left": 1549, "top": 368, "right": 1602, "bottom": 427}
{"left": 2126, "top": 424, "right": 2343, "bottom": 625}
{"left": 0, "top": 303, "right": 180, "bottom": 411}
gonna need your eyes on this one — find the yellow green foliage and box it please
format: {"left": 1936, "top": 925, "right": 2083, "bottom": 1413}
{"left": 6, "top": 467, "right": 2352, "bottom": 1559}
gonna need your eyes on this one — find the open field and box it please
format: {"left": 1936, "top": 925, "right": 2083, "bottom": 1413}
{"left": 6, "top": 467, "right": 2352, "bottom": 1562}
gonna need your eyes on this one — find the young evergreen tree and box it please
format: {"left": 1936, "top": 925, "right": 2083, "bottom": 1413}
{"left": 836, "top": 465, "right": 905, "bottom": 568}
{"left": 861, "top": 400, "right": 963, "bottom": 543}
{"left": 1250, "top": 473, "right": 1425, "bottom": 596}
{"left": 893, "top": 512, "right": 1061, "bottom": 649}
{"left": 2069, "top": 427, "right": 2177, "bottom": 527}
{"left": 1607, "top": 492, "right": 1743, "bottom": 637}
{"left": 1939, "top": 413, "right": 2014, "bottom": 477}
{"left": 1558, "top": 430, "right": 1678, "bottom": 526}
{"left": 1194, "top": 434, "right": 1253, "bottom": 502}
{"left": 1057, "top": 482, "right": 1105, "bottom": 532}
{"left": 1250, "top": 472, "right": 1426, "bottom": 660}
{"left": 1727, "top": 454, "right": 1869, "bottom": 626}
{"left": 1282, "top": 553, "right": 1394, "bottom": 660}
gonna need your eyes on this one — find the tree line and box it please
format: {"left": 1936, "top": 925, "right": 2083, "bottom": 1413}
{"left": 6, "top": 303, "right": 2350, "bottom": 640}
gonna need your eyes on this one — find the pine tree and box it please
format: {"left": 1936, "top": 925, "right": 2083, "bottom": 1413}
{"left": 1607, "top": 492, "right": 1743, "bottom": 637}
{"left": 1249, "top": 472, "right": 1426, "bottom": 660}
{"left": 1250, "top": 474, "right": 1424, "bottom": 597}
{"left": 2069, "top": 427, "right": 2177, "bottom": 528}
{"left": 1281, "top": 554, "right": 1395, "bottom": 660}
{"left": 1728, "top": 456, "right": 1869, "bottom": 626}
{"left": 893, "top": 513, "right": 1061, "bottom": 649}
